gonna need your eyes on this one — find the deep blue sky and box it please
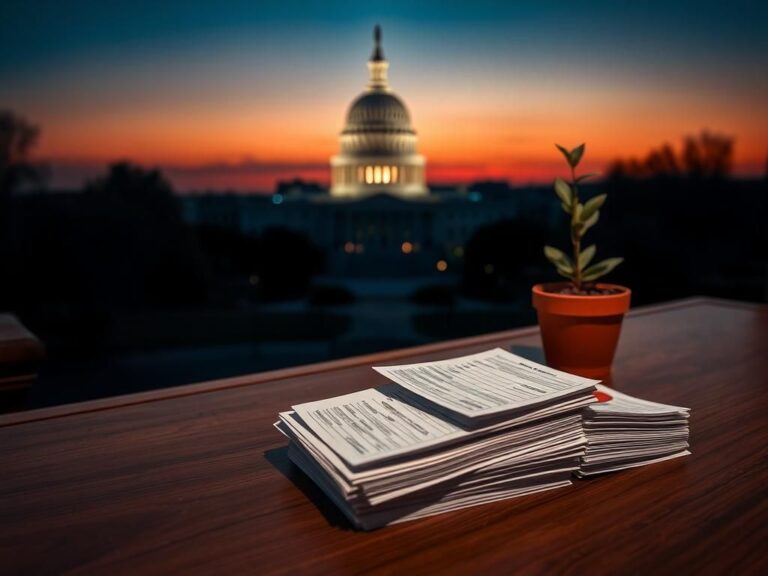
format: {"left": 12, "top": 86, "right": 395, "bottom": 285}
{"left": 2, "top": 0, "right": 765, "bottom": 76}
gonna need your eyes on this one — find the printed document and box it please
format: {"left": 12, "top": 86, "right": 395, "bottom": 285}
{"left": 373, "top": 348, "right": 598, "bottom": 419}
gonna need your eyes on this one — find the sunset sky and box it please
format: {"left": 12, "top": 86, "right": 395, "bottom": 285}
{"left": 1, "top": 0, "right": 766, "bottom": 192}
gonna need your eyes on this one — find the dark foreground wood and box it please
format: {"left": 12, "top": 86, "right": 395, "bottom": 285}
{"left": 1, "top": 298, "right": 767, "bottom": 575}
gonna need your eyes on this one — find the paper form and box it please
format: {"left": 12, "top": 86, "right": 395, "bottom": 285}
{"left": 373, "top": 348, "right": 598, "bottom": 418}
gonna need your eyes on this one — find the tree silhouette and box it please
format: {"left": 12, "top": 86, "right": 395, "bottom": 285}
{"left": 0, "top": 110, "right": 44, "bottom": 201}
{"left": 681, "top": 131, "right": 733, "bottom": 179}
{"left": 0, "top": 111, "right": 46, "bottom": 304}
{"left": 643, "top": 143, "right": 680, "bottom": 178}
{"left": 85, "top": 161, "right": 180, "bottom": 221}
{"left": 82, "top": 162, "right": 204, "bottom": 307}
{"left": 608, "top": 131, "right": 733, "bottom": 180}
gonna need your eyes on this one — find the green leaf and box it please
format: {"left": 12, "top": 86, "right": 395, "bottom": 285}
{"left": 544, "top": 245, "right": 572, "bottom": 269}
{"left": 569, "top": 144, "right": 585, "bottom": 168}
{"left": 556, "top": 266, "right": 574, "bottom": 280}
{"left": 554, "top": 177, "right": 572, "bottom": 208}
{"left": 560, "top": 202, "right": 571, "bottom": 214}
{"left": 582, "top": 257, "right": 624, "bottom": 282}
{"left": 545, "top": 245, "right": 574, "bottom": 279}
{"left": 581, "top": 210, "right": 599, "bottom": 234}
{"left": 573, "top": 202, "right": 584, "bottom": 221}
{"left": 581, "top": 193, "right": 607, "bottom": 222}
{"left": 555, "top": 144, "right": 572, "bottom": 165}
{"left": 579, "top": 245, "right": 596, "bottom": 269}
{"left": 576, "top": 172, "right": 600, "bottom": 183}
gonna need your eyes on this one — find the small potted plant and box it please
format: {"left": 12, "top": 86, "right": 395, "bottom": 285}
{"left": 532, "top": 143, "right": 631, "bottom": 379}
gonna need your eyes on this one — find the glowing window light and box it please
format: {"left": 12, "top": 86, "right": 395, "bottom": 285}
{"left": 374, "top": 166, "right": 382, "bottom": 183}
{"left": 436, "top": 260, "right": 448, "bottom": 272}
{"left": 392, "top": 166, "right": 398, "bottom": 182}
{"left": 383, "top": 166, "right": 391, "bottom": 184}
{"left": 365, "top": 166, "right": 373, "bottom": 184}
{"left": 401, "top": 241, "right": 413, "bottom": 254}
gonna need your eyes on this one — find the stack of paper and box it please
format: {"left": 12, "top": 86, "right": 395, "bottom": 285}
{"left": 577, "top": 384, "right": 690, "bottom": 477}
{"left": 275, "top": 348, "right": 599, "bottom": 530}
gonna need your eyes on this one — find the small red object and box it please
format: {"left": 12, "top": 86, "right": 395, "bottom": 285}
{"left": 593, "top": 391, "right": 613, "bottom": 403}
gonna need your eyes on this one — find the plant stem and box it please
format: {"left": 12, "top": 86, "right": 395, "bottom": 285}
{"left": 570, "top": 165, "right": 581, "bottom": 290}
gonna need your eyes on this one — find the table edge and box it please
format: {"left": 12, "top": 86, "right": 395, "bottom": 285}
{"left": 1, "top": 296, "right": 762, "bottom": 428}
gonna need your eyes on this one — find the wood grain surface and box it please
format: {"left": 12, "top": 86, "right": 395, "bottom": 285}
{"left": 1, "top": 298, "right": 766, "bottom": 575}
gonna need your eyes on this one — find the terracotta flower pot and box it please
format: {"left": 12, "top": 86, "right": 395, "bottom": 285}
{"left": 532, "top": 283, "right": 631, "bottom": 379}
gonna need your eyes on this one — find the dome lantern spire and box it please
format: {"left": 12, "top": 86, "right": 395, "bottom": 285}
{"left": 371, "top": 25, "right": 384, "bottom": 61}
{"left": 366, "top": 24, "right": 390, "bottom": 91}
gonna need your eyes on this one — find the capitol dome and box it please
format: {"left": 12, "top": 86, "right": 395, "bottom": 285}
{"left": 330, "top": 26, "right": 428, "bottom": 199}
{"left": 344, "top": 92, "right": 413, "bottom": 134}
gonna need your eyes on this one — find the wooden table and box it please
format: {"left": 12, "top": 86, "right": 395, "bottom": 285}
{"left": 1, "top": 298, "right": 767, "bottom": 575}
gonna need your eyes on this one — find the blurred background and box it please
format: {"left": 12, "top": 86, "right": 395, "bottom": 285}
{"left": 1, "top": 0, "right": 766, "bottom": 410}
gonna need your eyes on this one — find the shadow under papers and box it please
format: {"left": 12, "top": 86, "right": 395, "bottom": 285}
{"left": 263, "top": 446, "right": 356, "bottom": 531}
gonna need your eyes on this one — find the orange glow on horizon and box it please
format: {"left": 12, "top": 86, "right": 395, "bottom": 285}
{"left": 4, "top": 12, "right": 763, "bottom": 193}
{"left": 31, "top": 74, "right": 767, "bottom": 191}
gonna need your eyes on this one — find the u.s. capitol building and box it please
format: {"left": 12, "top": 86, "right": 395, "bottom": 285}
{"left": 330, "top": 25, "right": 427, "bottom": 200}
{"left": 181, "top": 27, "right": 556, "bottom": 277}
